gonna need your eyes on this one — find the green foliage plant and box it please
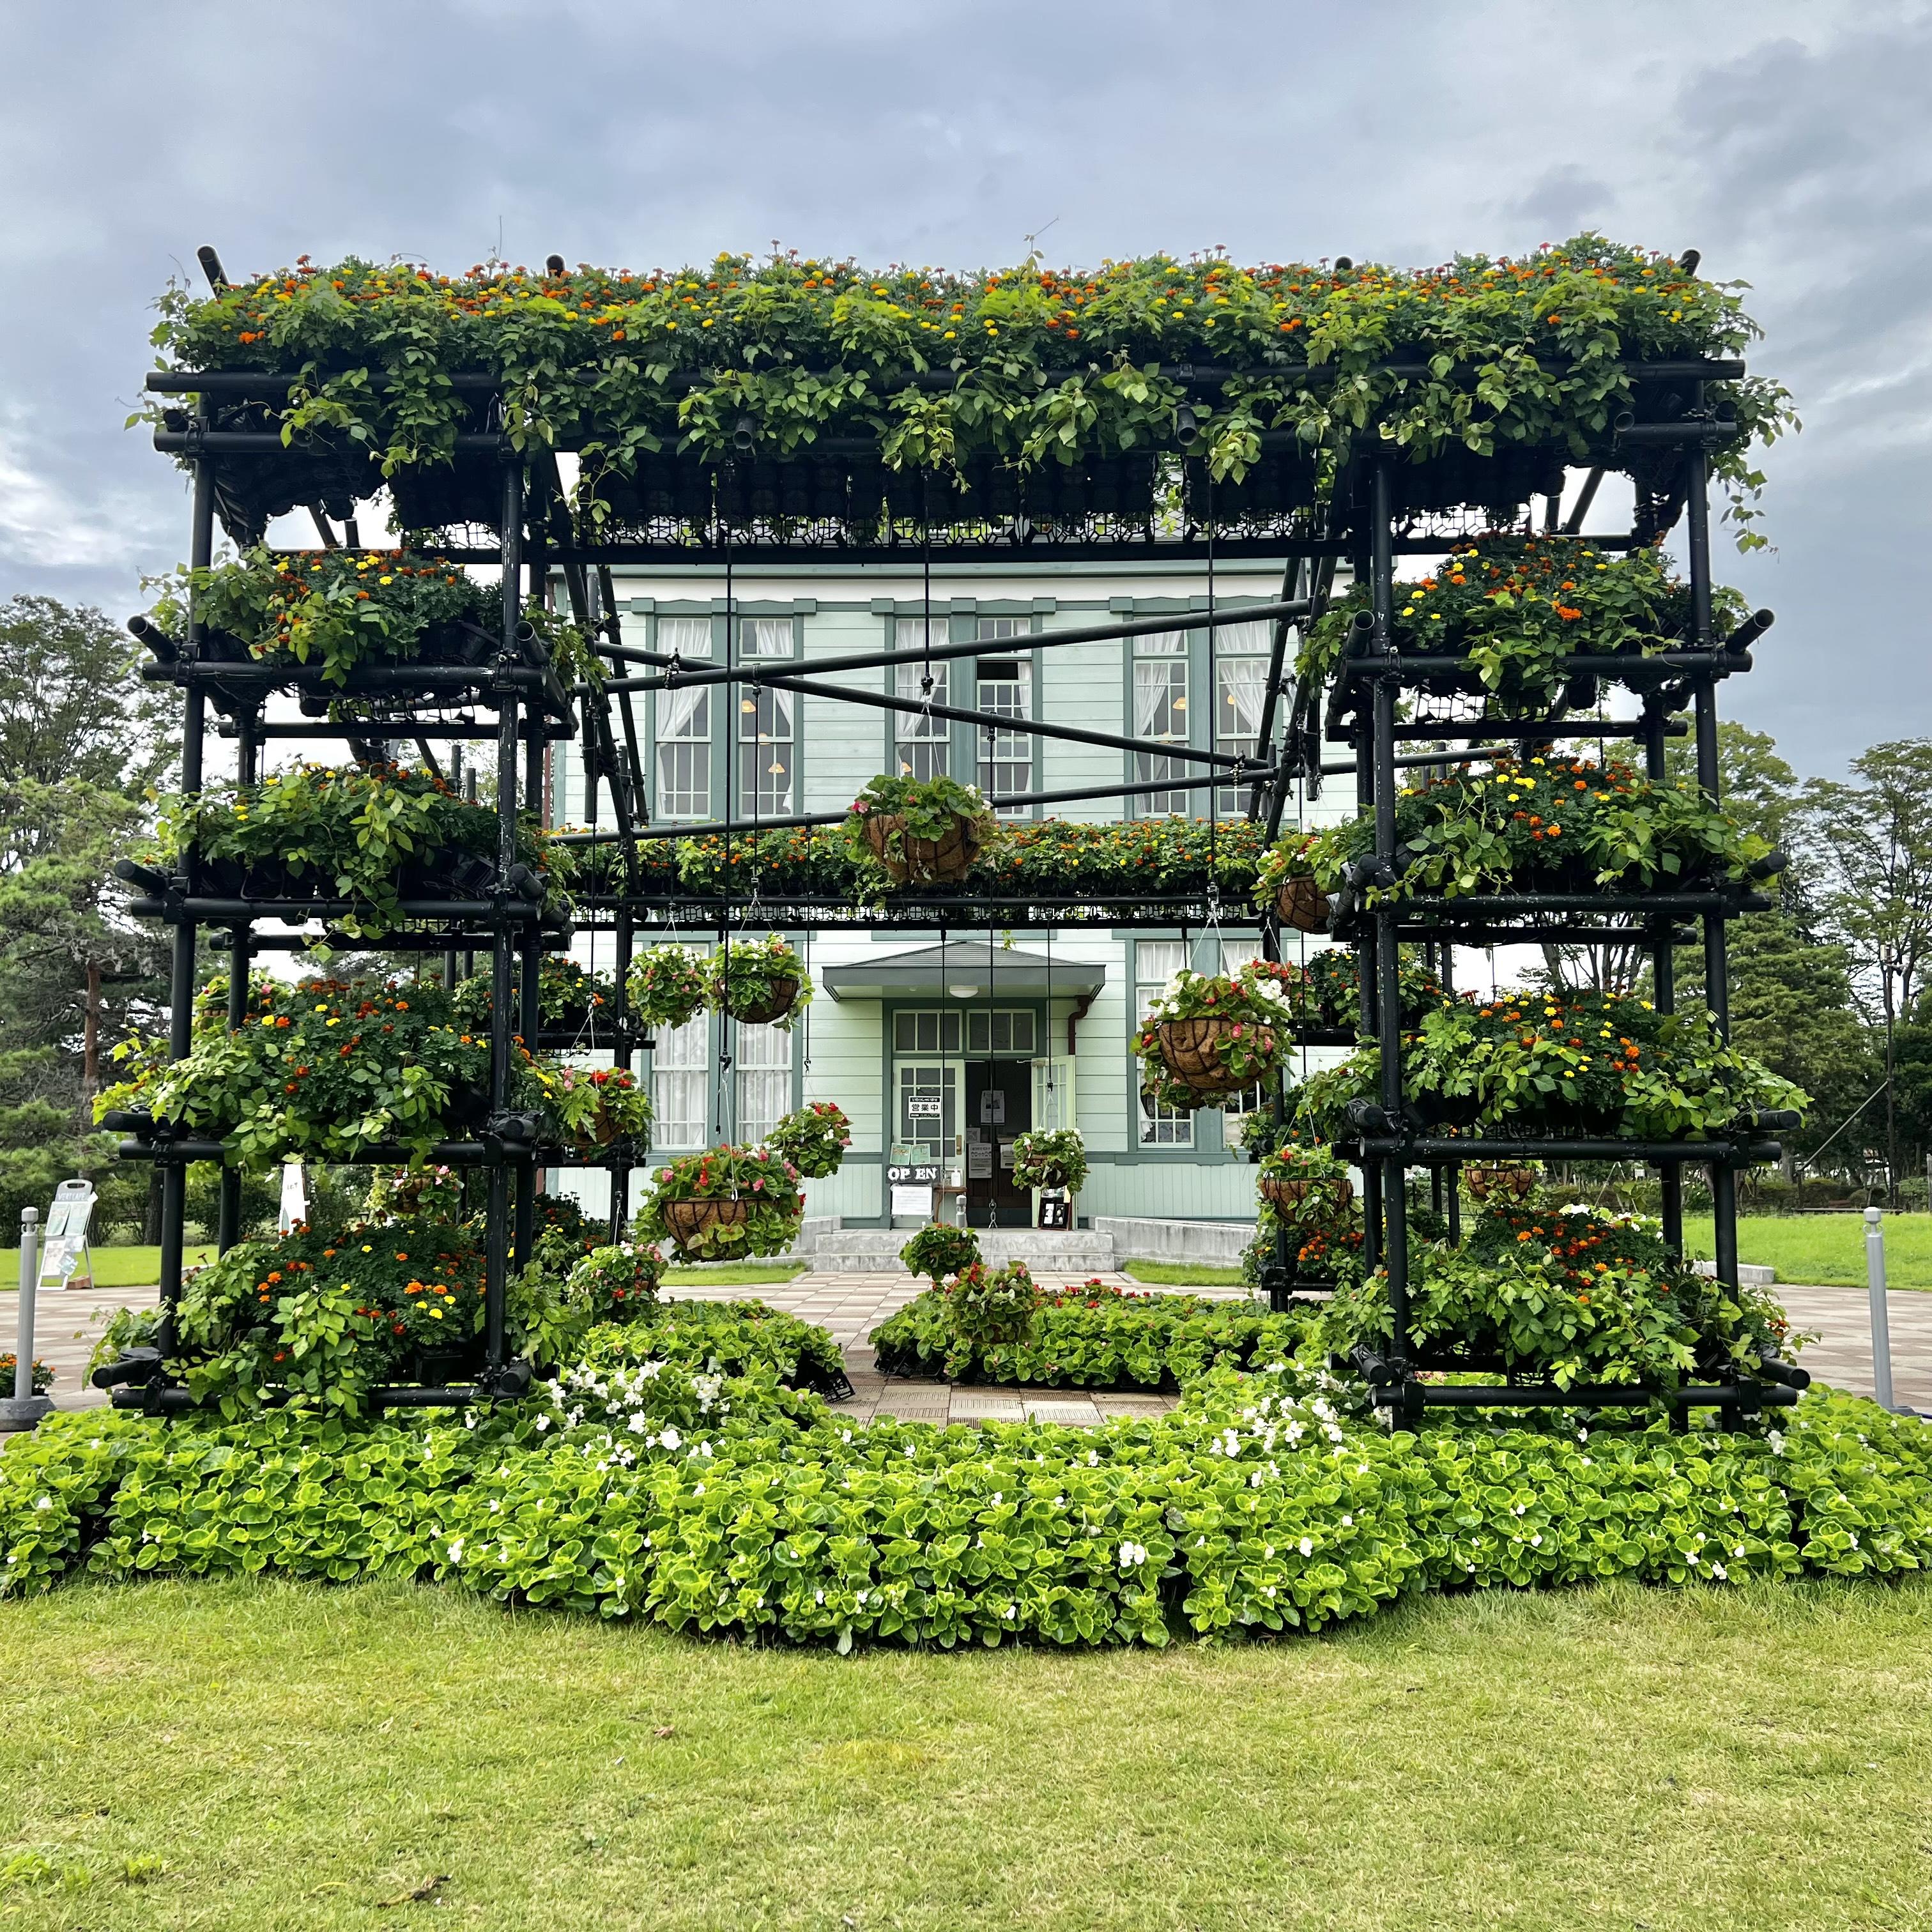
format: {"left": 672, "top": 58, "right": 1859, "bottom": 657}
{"left": 1300, "top": 535, "right": 1710, "bottom": 713}
{"left": 1009, "top": 1128, "right": 1089, "bottom": 1193}
{"left": 98, "top": 974, "right": 498, "bottom": 1167}
{"left": 452, "top": 956, "right": 615, "bottom": 1032}
{"left": 637, "top": 1145, "right": 804, "bottom": 1261}
{"left": 707, "top": 935, "right": 810, "bottom": 1027}
{"left": 572, "top": 1298, "right": 847, "bottom": 1391}
{"left": 151, "top": 240, "right": 1793, "bottom": 544}
{"left": 626, "top": 945, "right": 709, "bottom": 1029}
{"left": 765, "top": 1101, "right": 850, "bottom": 1178}
{"left": 1322, "top": 1199, "right": 1803, "bottom": 1390}
{"left": 528, "top": 1062, "right": 654, "bottom": 1153}
{"left": 1310, "top": 752, "right": 1772, "bottom": 903}
{"left": 944, "top": 1260, "right": 1040, "bottom": 1349}
{"left": 156, "top": 762, "right": 562, "bottom": 939}
{"left": 898, "top": 1220, "right": 981, "bottom": 1290}
{"left": 871, "top": 1280, "right": 1310, "bottom": 1388}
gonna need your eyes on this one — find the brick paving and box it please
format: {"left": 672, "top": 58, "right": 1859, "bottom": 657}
{"left": 17, "top": 1274, "right": 1932, "bottom": 1425}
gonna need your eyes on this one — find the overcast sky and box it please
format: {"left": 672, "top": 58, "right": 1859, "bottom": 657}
{"left": 1, "top": 0, "right": 1924, "bottom": 780}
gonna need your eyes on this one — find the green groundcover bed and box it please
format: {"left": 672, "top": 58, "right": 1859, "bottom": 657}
{"left": 7, "top": 1296, "right": 1929, "bottom": 1650}
{"left": 870, "top": 1282, "right": 1305, "bottom": 1389}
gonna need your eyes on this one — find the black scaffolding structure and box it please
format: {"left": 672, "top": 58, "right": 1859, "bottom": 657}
{"left": 109, "top": 244, "right": 1796, "bottom": 1420}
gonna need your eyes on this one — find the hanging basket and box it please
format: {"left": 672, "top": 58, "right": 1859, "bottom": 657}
{"left": 1465, "top": 1163, "right": 1540, "bottom": 1204}
{"left": 719, "top": 977, "right": 801, "bottom": 1027}
{"left": 1274, "top": 874, "right": 1332, "bottom": 933}
{"left": 1154, "top": 1018, "right": 1275, "bottom": 1096}
{"left": 661, "top": 1198, "right": 751, "bottom": 1251}
{"left": 861, "top": 811, "right": 983, "bottom": 884}
{"left": 1258, "top": 1172, "right": 1356, "bottom": 1221}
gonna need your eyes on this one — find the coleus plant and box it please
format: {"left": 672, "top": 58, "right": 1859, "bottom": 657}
{"left": 636, "top": 1144, "right": 805, "bottom": 1261}
{"left": 1308, "top": 752, "right": 1775, "bottom": 903}
{"left": 153, "top": 240, "right": 1791, "bottom": 541}
{"left": 764, "top": 1101, "right": 851, "bottom": 1179}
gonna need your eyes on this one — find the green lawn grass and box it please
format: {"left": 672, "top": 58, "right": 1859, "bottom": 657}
{"left": 1122, "top": 1257, "right": 1248, "bottom": 1288}
{"left": 0, "top": 1251, "right": 804, "bottom": 1295}
{"left": 660, "top": 1260, "right": 808, "bottom": 1288}
{"left": 0, "top": 1245, "right": 213, "bottom": 1291}
{"left": 1, "top": 1576, "right": 1929, "bottom": 1929}
{"left": 1684, "top": 1213, "right": 1932, "bottom": 1289}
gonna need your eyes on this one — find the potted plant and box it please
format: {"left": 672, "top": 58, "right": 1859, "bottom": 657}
{"left": 898, "top": 1221, "right": 981, "bottom": 1291}
{"left": 627, "top": 945, "right": 710, "bottom": 1029}
{"left": 637, "top": 1144, "right": 804, "bottom": 1261}
{"left": 1131, "top": 963, "right": 1292, "bottom": 1107}
{"left": 1009, "top": 1128, "right": 1089, "bottom": 1195}
{"left": 1253, "top": 831, "right": 1330, "bottom": 932}
{"left": 943, "top": 1259, "right": 1039, "bottom": 1348}
{"left": 566, "top": 1241, "right": 666, "bottom": 1323}
{"left": 707, "top": 936, "right": 810, "bottom": 1027}
{"left": 765, "top": 1101, "right": 851, "bottom": 1179}
{"left": 453, "top": 958, "right": 617, "bottom": 1036}
{"left": 98, "top": 973, "right": 500, "bottom": 1167}
{"left": 1256, "top": 1141, "right": 1356, "bottom": 1221}
{"left": 1307, "top": 753, "right": 1774, "bottom": 907}
{"left": 842, "top": 774, "right": 999, "bottom": 885}
{"left": 532, "top": 1064, "right": 654, "bottom": 1154}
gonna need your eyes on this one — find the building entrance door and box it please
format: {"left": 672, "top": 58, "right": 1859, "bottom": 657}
{"left": 965, "top": 1059, "right": 1033, "bottom": 1227}
{"left": 891, "top": 1059, "right": 961, "bottom": 1227}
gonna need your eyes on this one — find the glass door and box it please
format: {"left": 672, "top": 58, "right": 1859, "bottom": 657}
{"left": 892, "top": 1059, "right": 962, "bottom": 1226}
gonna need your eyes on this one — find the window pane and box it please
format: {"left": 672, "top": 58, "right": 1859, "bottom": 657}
{"left": 976, "top": 659, "right": 1032, "bottom": 813}
{"left": 976, "top": 617, "right": 1028, "bottom": 641}
{"left": 1216, "top": 618, "right": 1272, "bottom": 653}
{"left": 657, "top": 615, "right": 712, "bottom": 658}
{"left": 1133, "top": 627, "right": 1186, "bottom": 655}
{"left": 739, "top": 617, "right": 792, "bottom": 659}
{"left": 656, "top": 684, "right": 711, "bottom": 820}
{"left": 652, "top": 1010, "right": 710, "bottom": 1151}
{"left": 1132, "top": 658, "right": 1189, "bottom": 816}
{"left": 737, "top": 685, "right": 793, "bottom": 816}
{"left": 894, "top": 652, "right": 949, "bottom": 781}
{"left": 735, "top": 1021, "right": 792, "bottom": 1146}
{"left": 1136, "top": 942, "right": 1192, "bottom": 1146}
{"left": 1216, "top": 655, "right": 1269, "bottom": 812}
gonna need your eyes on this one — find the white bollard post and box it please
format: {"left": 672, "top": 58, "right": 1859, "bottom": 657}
{"left": 1864, "top": 1206, "right": 1899, "bottom": 1414}
{"left": 1, "top": 1206, "right": 54, "bottom": 1432}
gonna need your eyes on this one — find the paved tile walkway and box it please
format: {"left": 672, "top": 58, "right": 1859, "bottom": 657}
{"left": 19, "top": 1275, "right": 1932, "bottom": 1425}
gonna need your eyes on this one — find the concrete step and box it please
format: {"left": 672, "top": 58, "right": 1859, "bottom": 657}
{"left": 808, "top": 1226, "right": 1117, "bottom": 1276}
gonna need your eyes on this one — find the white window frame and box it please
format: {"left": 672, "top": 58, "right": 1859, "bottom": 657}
{"left": 1136, "top": 939, "right": 1193, "bottom": 1147}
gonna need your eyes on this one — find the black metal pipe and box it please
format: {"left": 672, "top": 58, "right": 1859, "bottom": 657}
{"left": 553, "top": 763, "right": 1275, "bottom": 845}
{"left": 154, "top": 428, "right": 509, "bottom": 456}
{"left": 602, "top": 597, "right": 1310, "bottom": 695}
{"left": 1358, "top": 1135, "right": 1780, "bottom": 1164}
{"left": 1397, "top": 1381, "right": 1796, "bottom": 1409}
{"left": 140, "top": 660, "right": 553, "bottom": 694}
{"left": 1339, "top": 650, "right": 1748, "bottom": 684}
{"left": 127, "top": 896, "right": 548, "bottom": 923}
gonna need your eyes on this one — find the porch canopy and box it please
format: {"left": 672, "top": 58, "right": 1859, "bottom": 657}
{"left": 820, "top": 941, "right": 1107, "bottom": 1002}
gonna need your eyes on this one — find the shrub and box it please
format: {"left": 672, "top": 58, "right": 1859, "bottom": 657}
{"left": 765, "top": 1101, "right": 851, "bottom": 1179}
{"left": 636, "top": 1146, "right": 804, "bottom": 1261}
{"left": 898, "top": 1221, "right": 981, "bottom": 1289}
{"left": 1009, "top": 1128, "right": 1088, "bottom": 1195}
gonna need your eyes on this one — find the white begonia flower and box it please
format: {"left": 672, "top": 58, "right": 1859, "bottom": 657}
{"left": 446, "top": 1537, "right": 465, "bottom": 1565}
{"left": 660, "top": 1426, "right": 682, "bottom": 1451}
{"left": 1298, "top": 1537, "right": 1314, "bottom": 1557}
